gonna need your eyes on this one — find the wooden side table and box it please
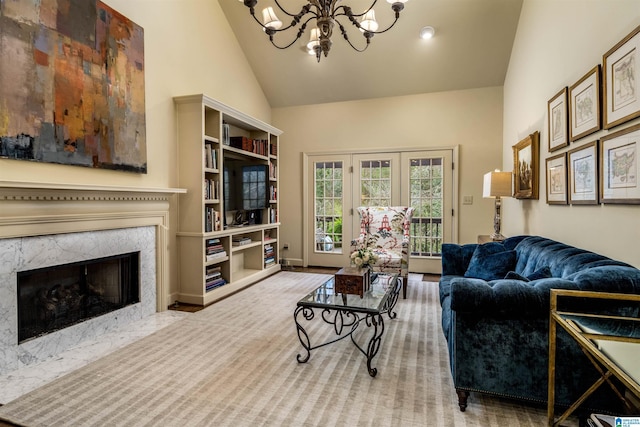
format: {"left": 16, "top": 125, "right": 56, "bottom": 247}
{"left": 477, "top": 235, "right": 505, "bottom": 244}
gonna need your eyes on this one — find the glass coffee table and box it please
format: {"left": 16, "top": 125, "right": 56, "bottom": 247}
{"left": 294, "top": 272, "right": 400, "bottom": 377}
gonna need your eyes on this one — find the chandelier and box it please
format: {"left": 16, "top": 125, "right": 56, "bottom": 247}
{"left": 241, "top": 0, "right": 410, "bottom": 62}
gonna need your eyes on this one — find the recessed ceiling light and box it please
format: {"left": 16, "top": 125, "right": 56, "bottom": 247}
{"left": 419, "top": 26, "right": 435, "bottom": 40}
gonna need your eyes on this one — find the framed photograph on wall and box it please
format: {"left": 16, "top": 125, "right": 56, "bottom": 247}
{"left": 603, "top": 24, "right": 640, "bottom": 129}
{"left": 513, "top": 131, "right": 540, "bottom": 199}
{"left": 569, "top": 66, "right": 601, "bottom": 141}
{"left": 548, "top": 87, "right": 569, "bottom": 152}
{"left": 568, "top": 141, "right": 599, "bottom": 205}
{"left": 600, "top": 123, "right": 640, "bottom": 204}
{"left": 545, "top": 153, "right": 568, "bottom": 204}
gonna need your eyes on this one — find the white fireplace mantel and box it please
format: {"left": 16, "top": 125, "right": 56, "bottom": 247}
{"left": 0, "top": 180, "right": 186, "bottom": 311}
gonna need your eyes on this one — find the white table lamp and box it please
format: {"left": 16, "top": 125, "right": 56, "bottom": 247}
{"left": 483, "top": 170, "right": 512, "bottom": 241}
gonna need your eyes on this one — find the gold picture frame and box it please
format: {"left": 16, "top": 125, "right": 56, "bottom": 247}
{"left": 513, "top": 131, "right": 540, "bottom": 199}
{"left": 548, "top": 88, "right": 569, "bottom": 152}
{"left": 569, "top": 66, "right": 601, "bottom": 142}
{"left": 600, "top": 123, "right": 640, "bottom": 204}
{"left": 603, "top": 24, "right": 640, "bottom": 129}
{"left": 546, "top": 153, "right": 567, "bottom": 205}
{"left": 568, "top": 141, "right": 599, "bottom": 205}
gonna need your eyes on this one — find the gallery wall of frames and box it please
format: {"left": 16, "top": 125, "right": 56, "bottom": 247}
{"left": 516, "top": 24, "right": 640, "bottom": 206}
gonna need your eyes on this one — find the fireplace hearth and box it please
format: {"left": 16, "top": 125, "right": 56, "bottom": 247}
{"left": 18, "top": 253, "right": 140, "bottom": 343}
{"left": 0, "top": 182, "right": 179, "bottom": 376}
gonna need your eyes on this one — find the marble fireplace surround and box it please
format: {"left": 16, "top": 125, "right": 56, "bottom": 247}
{"left": 0, "top": 181, "right": 184, "bottom": 375}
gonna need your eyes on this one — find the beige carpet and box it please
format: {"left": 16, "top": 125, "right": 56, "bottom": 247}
{"left": 0, "top": 272, "right": 558, "bottom": 426}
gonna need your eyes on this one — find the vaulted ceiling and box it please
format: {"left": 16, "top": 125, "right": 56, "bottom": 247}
{"left": 220, "top": 0, "right": 523, "bottom": 108}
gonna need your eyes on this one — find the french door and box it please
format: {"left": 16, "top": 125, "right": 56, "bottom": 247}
{"left": 305, "top": 149, "right": 454, "bottom": 273}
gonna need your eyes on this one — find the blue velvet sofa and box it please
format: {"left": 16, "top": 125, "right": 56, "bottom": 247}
{"left": 439, "top": 235, "right": 640, "bottom": 413}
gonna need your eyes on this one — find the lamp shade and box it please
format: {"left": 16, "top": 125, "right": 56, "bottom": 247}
{"left": 307, "top": 28, "right": 320, "bottom": 51}
{"left": 483, "top": 171, "right": 512, "bottom": 198}
{"left": 360, "top": 10, "right": 379, "bottom": 32}
{"left": 262, "top": 7, "right": 282, "bottom": 30}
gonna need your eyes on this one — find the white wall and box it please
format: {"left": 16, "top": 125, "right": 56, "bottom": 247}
{"left": 0, "top": 0, "right": 271, "bottom": 302}
{"left": 503, "top": 0, "right": 640, "bottom": 267}
{"left": 273, "top": 87, "right": 504, "bottom": 268}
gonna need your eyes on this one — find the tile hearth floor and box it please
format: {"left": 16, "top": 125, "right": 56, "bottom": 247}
{"left": 0, "top": 310, "right": 189, "bottom": 405}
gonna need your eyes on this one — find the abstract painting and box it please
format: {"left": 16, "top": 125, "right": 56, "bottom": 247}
{"left": 0, "top": 0, "right": 146, "bottom": 173}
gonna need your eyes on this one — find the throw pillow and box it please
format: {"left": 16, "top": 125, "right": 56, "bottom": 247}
{"left": 464, "top": 244, "right": 517, "bottom": 281}
{"left": 527, "top": 266, "right": 552, "bottom": 281}
{"left": 504, "top": 271, "right": 529, "bottom": 281}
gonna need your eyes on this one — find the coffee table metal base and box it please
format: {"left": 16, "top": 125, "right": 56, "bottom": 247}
{"left": 294, "top": 308, "right": 386, "bottom": 377}
{"left": 293, "top": 276, "right": 401, "bottom": 377}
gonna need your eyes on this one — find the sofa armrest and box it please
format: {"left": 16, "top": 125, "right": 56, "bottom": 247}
{"left": 449, "top": 277, "right": 580, "bottom": 315}
{"left": 568, "top": 265, "right": 640, "bottom": 294}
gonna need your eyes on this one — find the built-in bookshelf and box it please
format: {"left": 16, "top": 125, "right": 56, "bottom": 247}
{"left": 174, "top": 94, "right": 281, "bottom": 306}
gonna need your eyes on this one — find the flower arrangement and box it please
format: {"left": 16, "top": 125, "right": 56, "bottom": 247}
{"left": 350, "top": 247, "right": 378, "bottom": 269}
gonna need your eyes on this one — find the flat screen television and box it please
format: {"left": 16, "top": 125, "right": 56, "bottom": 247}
{"left": 224, "top": 162, "right": 268, "bottom": 225}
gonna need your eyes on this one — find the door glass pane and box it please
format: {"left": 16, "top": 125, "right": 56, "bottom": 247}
{"left": 314, "top": 162, "right": 343, "bottom": 253}
{"left": 409, "top": 158, "right": 443, "bottom": 256}
{"left": 360, "top": 160, "right": 391, "bottom": 206}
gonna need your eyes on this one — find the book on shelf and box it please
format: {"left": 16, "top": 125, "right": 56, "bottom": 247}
{"left": 206, "top": 251, "right": 227, "bottom": 262}
{"left": 205, "top": 207, "right": 213, "bottom": 232}
{"left": 204, "top": 144, "right": 218, "bottom": 170}
{"left": 206, "top": 277, "right": 227, "bottom": 292}
{"left": 229, "top": 136, "right": 268, "bottom": 156}
{"left": 206, "top": 271, "right": 221, "bottom": 279}
{"left": 205, "top": 238, "right": 226, "bottom": 261}
{"left": 269, "top": 162, "right": 277, "bottom": 179}
{"left": 204, "top": 144, "right": 212, "bottom": 169}
{"left": 205, "top": 237, "right": 222, "bottom": 250}
{"left": 232, "top": 236, "right": 252, "bottom": 246}
{"left": 268, "top": 207, "right": 278, "bottom": 224}
{"left": 204, "top": 208, "right": 222, "bottom": 232}
{"left": 222, "top": 123, "right": 230, "bottom": 146}
{"left": 204, "top": 178, "right": 219, "bottom": 200}
{"left": 206, "top": 265, "right": 221, "bottom": 274}
{"left": 214, "top": 211, "right": 221, "bottom": 231}
{"left": 264, "top": 243, "right": 275, "bottom": 267}
{"left": 206, "top": 270, "right": 221, "bottom": 279}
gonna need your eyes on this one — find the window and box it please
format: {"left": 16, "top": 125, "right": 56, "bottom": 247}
{"left": 314, "top": 162, "right": 343, "bottom": 252}
{"left": 409, "top": 157, "right": 443, "bottom": 256}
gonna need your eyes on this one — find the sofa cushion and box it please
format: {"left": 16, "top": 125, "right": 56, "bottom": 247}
{"left": 504, "top": 266, "right": 552, "bottom": 282}
{"left": 528, "top": 266, "right": 552, "bottom": 281}
{"left": 504, "top": 271, "right": 528, "bottom": 281}
{"left": 464, "top": 243, "right": 516, "bottom": 281}
{"left": 441, "top": 243, "right": 478, "bottom": 276}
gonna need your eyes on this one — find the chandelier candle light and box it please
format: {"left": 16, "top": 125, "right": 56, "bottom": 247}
{"left": 482, "top": 170, "right": 512, "bottom": 241}
{"left": 240, "top": 0, "right": 410, "bottom": 62}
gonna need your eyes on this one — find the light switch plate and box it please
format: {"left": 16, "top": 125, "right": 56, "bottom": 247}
{"left": 463, "top": 195, "right": 473, "bottom": 205}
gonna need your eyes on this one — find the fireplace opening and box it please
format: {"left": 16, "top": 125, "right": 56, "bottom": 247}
{"left": 17, "top": 252, "right": 140, "bottom": 343}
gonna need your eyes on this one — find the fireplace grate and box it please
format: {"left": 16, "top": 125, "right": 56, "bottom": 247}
{"left": 17, "top": 252, "right": 140, "bottom": 343}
